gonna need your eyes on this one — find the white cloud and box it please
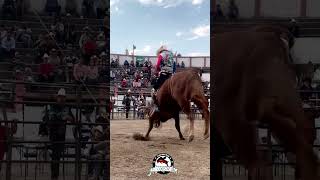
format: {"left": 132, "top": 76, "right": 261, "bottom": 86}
{"left": 176, "top": 32, "right": 183, "bottom": 37}
{"left": 192, "top": 0, "right": 203, "bottom": 5}
{"left": 187, "top": 24, "right": 209, "bottom": 40}
{"left": 187, "top": 52, "right": 209, "bottom": 56}
{"left": 129, "top": 45, "right": 153, "bottom": 55}
{"left": 138, "top": 0, "right": 205, "bottom": 8}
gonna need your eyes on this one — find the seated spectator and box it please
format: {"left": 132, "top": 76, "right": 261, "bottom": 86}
{"left": 1, "top": 33, "right": 15, "bottom": 58}
{"left": 0, "top": 25, "right": 7, "bottom": 40}
{"left": 300, "top": 77, "right": 313, "bottom": 102}
{"left": 39, "top": 54, "right": 55, "bottom": 82}
{"left": 48, "top": 48, "right": 61, "bottom": 66}
{"left": 16, "top": 26, "right": 32, "bottom": 48}
{"left": 51, "top": 17, "right": 65, "bottom": 45}
{"left": 45, "top": 0, "right": 61, "bottom": 16}
{"left": 123, "top": 60, "right": 129, "bottom": 68}
{"left": 87, "top": 59, "right": 99, "bottom": 84}
{"left": 82, "top": 0, "right": 94, "bottom": 18}
{"left": 228, "top": 0, "right": 239, "bottom": 20}
{"left": 121, "top": 78, "right": 127, "bottom": 88}
{"left": 99, "top": 51, "right": 107, "bottom": 66}
{"left": 130, "top": 60, "right": 135, "bottom": 67}
{"left": 110, "top": 58, "right": 116, "bottom": 68}
{"left": 65, "top": 0, "right": 77, "bottom": 16}
{"left": 73, "top": 58, "right": 89, "bottom": 83}
{"left": 24, "top": 67, "right": 34, "bottom": 83}
{"left": 181, "top": 61, "right": 185, "bottom": 68}
{"left": 2, "top": 0, "right": 16, "bottom": 20}
{"left": 79, "top": 27, "right": 91, "bottom": 49}
{"left": 96, "top": 32, "right": 105, "bottom": 52}
{"left": 115, "top": 58, "right": 119, "bottom": 67}
{"left": 176, "top": 62, "right": 180, "bottom": 68}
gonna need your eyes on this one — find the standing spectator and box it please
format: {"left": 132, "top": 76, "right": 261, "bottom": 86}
{"left": 82, "top": 0, "right": 94, "bottom": 18}
{"left": 39, "top": 53, "right": 55, "bottom": 82}
{"left": 0, "top": 119, "right": 18, "bottom": 173}
{"left": 123, "top": 60, "right": 129, "bottom": 68}
{"left": 1, "top": 32, "right": 15, "bottom": 58}
{"left": 79, "top": 27, "right": 91, "bottom": 50}
{"left": 122, "top": 90, "right": 132, "bottom": 119}
{"left": 45, "top": 0, "right": 61, "bottom": 16}
{"left": 65, "top": 24, "right": 77, "bottom": 46}
{"left": 96, "top": 0, "right": 107, "bottom": 19}
{"left": 2, "top": 0, "right": 16, "bottom": 20}
{"left": 65, "top": 0, "right": 77, "bottom": 16}
{"left": 228, "top": 0, "right": 239, "bottom": 20}
{"left": 48, "top": 89, "right": 74, "bottom": 180}
{"left": 73, "top": 58, "right": 89, "bottom": 83}
{"left": 181, "top": 61, "right": 185, "bottom": 68}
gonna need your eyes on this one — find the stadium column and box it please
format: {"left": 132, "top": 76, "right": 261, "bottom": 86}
{"left": 254, "top": 0, "right": 261, "bottom": 17}
{"left": 300, "top": 0, "right": 307, "bottom": 17}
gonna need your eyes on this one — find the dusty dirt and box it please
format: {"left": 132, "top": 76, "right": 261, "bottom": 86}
{"left": 110, "top": 119, "right": 210, "bottom": 180}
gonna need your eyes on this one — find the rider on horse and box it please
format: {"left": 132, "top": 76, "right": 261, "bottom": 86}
{"left": 151, "top": 45, "right": 176, "bottom": 113}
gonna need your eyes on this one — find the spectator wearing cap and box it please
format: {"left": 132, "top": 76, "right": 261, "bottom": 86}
{"left": 122, "top": 90, "right": 133, "bottom": 119}
{"left": 48, "top": 88, "right": 74, "bottom": 180}
{"left": 39, "top": 53, "right": 55, "bottom": 83}
{"left": 1, "top": 32, "right": 15, "bottom": 58}
{"left": 73, "top": 57, "right": 89, "bottom": 83}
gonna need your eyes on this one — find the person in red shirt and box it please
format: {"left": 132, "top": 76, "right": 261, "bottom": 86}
{"left": 39, "top": 53, "right": 55, "bottom": 82}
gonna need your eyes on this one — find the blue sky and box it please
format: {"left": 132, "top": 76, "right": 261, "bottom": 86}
{"left": 110, "top": 0, "right": 210, "bottom": 57}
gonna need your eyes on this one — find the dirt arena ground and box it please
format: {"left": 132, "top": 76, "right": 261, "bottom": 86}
{"left": 110, "top": 119, "right": 210, "bottom": 180}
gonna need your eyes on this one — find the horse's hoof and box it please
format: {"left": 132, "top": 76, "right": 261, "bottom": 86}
{"left": 188, "top": 135, "right": 194, "bottom": 142}
{"left": 203, "top": 133, "right": 209, "bottom": 140}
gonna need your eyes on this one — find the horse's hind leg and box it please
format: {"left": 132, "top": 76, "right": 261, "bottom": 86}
{"left": 174, "top": 112, "right": 185, "bottom": 140}
{"left": 178, "top": 100, "right": 194, "bottom": 142}
{"left": 192, "top": 94, "right": 210, "bottom": 139}
{"left": 267, "top": 112, "right": 318, "bottom": 180}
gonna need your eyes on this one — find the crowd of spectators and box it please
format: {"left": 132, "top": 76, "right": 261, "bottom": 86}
{"left": 213, "top": 0, "right": 239, "bottom": 21}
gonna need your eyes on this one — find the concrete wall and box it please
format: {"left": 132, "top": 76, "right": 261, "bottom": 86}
{"left": 307, "top": 0, "right": 320, "bottom": 17}
{"left": 260, "top": 0, "right": 300, "bottom": 17}
{"left": 292, "top": 38, "right": 320, "bottom": 63}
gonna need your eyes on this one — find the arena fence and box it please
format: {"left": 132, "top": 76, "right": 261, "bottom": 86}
{"left": 0, "top": 81, "right": 109, "bottom": 180}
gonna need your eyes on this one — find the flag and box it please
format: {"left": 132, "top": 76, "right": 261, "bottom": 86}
{"left": 133, "top": 45, "right": 136, "bottom": 50}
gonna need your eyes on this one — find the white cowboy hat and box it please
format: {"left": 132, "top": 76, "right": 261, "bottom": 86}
{"left": 100, "top": 51, "right": 107, "bottom": 57}
{"left": 128, "top": 89, "right": 131, "bottom": 93}
{"left": 57, "top": 88, "right": 66, "bottom": 96}
{"left": 156, "top": 45, "right": 168, "bottom": 56}
{"left": 94, "top": 125, "right": 103, "bottom": 133}
{"left": 43, "top": 53, "right": 49, "bottom": 58}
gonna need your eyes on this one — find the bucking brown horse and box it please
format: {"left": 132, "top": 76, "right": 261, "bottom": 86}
{"left": 145, "top": 69, "right": 210, "bottom": 142}
{"left": 213, "top": 25, "right": 319, "bottom": 180}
